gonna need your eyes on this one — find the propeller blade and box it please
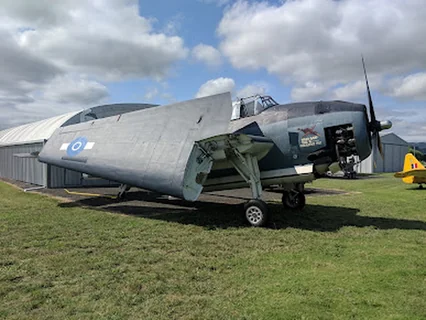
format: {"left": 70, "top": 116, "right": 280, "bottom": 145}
{"left": 362, "top": 56, "right": 376, "bottom": 124}
{"left": 377, "top": 133, "right": 384, "bottom": 159}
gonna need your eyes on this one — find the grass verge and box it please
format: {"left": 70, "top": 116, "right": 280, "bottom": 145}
{"left": 1, "top": 174, "right": 426, "bottom": 319}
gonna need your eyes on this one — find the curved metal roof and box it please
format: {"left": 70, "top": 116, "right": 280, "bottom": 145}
{"left": 0, "top": 103, "right": 158, "bottom": 147}
{"left": 0, "top": 111, "right": 81, "bottom": 147}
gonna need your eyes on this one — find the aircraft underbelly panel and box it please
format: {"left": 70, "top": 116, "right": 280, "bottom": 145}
{"left": 203, "top": 164, "right": 314, "bottom": 192}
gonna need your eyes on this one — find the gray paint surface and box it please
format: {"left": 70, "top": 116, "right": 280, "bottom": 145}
{"left": 62, "top": 103, "right": 158, "bottom": 126}
{"left": 39, "top": 95, "right": 379, "bottom": 197}
{"left": 39, "top": 93, "right": 232, "bottom": 199}
{"left": 0, "top": 103, "right": 156, "bottom": 188}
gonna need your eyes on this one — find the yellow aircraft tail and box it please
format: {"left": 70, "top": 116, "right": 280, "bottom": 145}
{"left": 403, "top": 153, "right": 425, "bottom": 172}
{"left": 394, "top": 153, "right": 426, "bottom": 185}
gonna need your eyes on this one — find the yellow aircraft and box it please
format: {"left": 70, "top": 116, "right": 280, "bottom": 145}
{"left": 394, "top": 153, "right": 426, "bottom": 189}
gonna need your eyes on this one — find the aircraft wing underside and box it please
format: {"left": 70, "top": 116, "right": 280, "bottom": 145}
{"left": 184, "top": 133, "right": 275, "bottom": 200}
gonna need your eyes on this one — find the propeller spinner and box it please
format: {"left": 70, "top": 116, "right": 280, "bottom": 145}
{"left": 361, "top": 56, "right": 392, "bottom": 158}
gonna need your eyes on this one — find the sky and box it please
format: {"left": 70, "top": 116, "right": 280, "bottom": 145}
{"left": 1, "top": 0, "right": 426, "bottom": 141}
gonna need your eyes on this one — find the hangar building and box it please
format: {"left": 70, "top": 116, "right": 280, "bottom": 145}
{"left": 354, "top": 132, "right": 409, "bottom": 173}
{"left": 0, "top": 104, "right": 155, "bottom": 188}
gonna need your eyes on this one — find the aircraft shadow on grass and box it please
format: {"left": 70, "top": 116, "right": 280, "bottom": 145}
{"left": 59, "top": 190, "right": 426, "bottom": 232}
{"left": 406, "top": 187, "right": 426, "bottom": 191}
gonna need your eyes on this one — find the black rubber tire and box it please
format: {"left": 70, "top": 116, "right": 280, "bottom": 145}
{"left": 244, "top": 200, "right": 269, "bottom": 227}
{"left": 282, "top": 191, "right": 306, "bottom": 210}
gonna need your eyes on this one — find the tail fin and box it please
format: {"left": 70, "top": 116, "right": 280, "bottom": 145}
{"left": 403, "top": 153, "right": 425, "bottom": 172}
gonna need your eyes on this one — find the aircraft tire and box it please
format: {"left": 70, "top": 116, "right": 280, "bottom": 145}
{"left": 244, "top": 200, "right": 269, "bottom": 227}
{"left": 282, "top": 191, "right": 306, "bottom": 210}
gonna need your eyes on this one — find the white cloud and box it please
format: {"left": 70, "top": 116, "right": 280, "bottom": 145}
{"left": 192, "top": 44, "right": 223, "bottom": 67}
{"left": 195, "top": 77, "right": 235, "bottom": 98}
{"left": 0, "top": 29, "right": 60, "bottom": 97}
{"left": 0, "top": 75, "right": 108, "bottom": 129}
{"left": 382, "top": 115, "right": 426, "bottom": 142}
{"left": 331, "top": 76, "right": 384, "bottom": 101}
{"left": 143, "top": 87, "right": 159, "bottom": 101}
{"left": 17, "top": 1, "right": 188, "bottom": 81}
{"left": 291, "top": 82, "right": 328, "bottom": 101}
{"left": 41, "top": 76, "right": 109, "bottom": 106}
{"left": 162, "top": 13, "right": 184, "bottom": 36}
{"left": 332, "top": 81, "right": 367, "bottom": 101}
{"left": 388, "top": 73, "right": 426, "bottom": 101}
{"left": 0, "top": 0, "right": 188, "bottom": 129}
{"left": 236, "top": 83, "right": 268, "bottom": 98}
{"left": 218, "top": 0, "right": 426, "bottom": 99}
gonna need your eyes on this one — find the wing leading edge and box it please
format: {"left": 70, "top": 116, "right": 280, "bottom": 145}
{"left": 394, "top": 170, "right": 426, "bottom": 178}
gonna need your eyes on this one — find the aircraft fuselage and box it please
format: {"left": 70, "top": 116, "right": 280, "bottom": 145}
{"left": 203, "top": 100, "right": 371, "bottom": 191}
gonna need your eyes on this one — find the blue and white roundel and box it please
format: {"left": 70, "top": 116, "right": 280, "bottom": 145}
{"left": 67, "top": 137, "right": 88, "bottom": 157}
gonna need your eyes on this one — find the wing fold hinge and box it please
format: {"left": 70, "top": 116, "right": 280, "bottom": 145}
{"left": 182, "top": 133, "right": 274, "bottom": 201}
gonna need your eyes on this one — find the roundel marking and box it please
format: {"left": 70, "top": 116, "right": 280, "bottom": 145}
{"left": 67, "top": 137, "right": 88, "bottom": 157}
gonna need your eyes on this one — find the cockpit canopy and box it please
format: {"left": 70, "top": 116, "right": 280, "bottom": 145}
{"left": 231, "top": 95, "right": 279, "bottom": 120}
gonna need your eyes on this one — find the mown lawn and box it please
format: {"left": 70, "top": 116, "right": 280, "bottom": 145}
{"left": 1, "top": 174, "right": 425, "bottom": 319}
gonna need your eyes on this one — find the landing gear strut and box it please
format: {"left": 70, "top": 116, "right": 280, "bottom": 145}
{"left": 226, "top": 148, "right": 269, "bottom": 227}
{"left": 117, "top": 184, "right": 130, "bottom": 200}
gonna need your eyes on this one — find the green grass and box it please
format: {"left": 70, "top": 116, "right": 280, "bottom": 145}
{"left": 1, "top": 174, "right": 426, "bottom": 319}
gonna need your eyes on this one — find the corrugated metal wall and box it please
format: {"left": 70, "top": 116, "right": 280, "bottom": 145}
{"left": 0, "top": 142, "right": 47, "bottom": 186}
{"left": 48, "top": 165, "right": 118, "bottom": 188}
{"left": 355, "top": 134, "right": 408, "bottom": 174}
{"left": 381, "top": 144, "right": 407, "bottom": 172}
{"left": 0, "top": 143, "right": 119, "bottom": 188}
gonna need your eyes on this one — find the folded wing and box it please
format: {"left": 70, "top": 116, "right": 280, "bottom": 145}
{"left": 38, "top": 93, "right": 275, "bottom": 201}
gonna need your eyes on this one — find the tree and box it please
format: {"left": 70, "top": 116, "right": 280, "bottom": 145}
{"left": 409, "top": 147, "right": 424, "bottom": 161}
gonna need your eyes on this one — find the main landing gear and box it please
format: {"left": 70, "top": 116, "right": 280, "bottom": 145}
{"left": 244, "top": 199, "right": 269, "bottom": 227}
{"left": 117, "top": 184, "right": 131, "bottom": 200}
{"left": 226, "top": 149, "right": 270, "bottom": 227}
{"left": 226, "top": 148, "right": 308, "bottom": 227}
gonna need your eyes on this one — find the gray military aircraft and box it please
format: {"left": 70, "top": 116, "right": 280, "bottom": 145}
{"left": 38, "top": 62, "right": 392, "bottom": 227}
